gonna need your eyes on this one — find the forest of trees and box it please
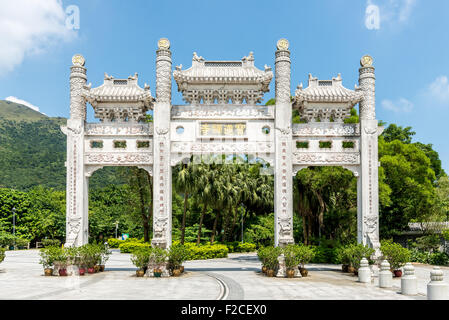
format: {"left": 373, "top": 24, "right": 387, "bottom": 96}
{"left": 0, "top": 102, "right": 448, "bottom": 248}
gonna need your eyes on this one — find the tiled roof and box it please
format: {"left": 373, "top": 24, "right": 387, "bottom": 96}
{"left": 173, "top": 52, "right": 273, "bottom": 91}
{"left": 85, "top": 73, "right": 155, "bottom": 104}
{"left": 294, "top": 74, "right": 363, "bottom": 106}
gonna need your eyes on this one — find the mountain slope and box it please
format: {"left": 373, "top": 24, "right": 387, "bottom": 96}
{"left": 0, "top": 102, "right": 124, "bottom": 191}
{"left": 0, "top": 100, "right": 48, "bottom": 122}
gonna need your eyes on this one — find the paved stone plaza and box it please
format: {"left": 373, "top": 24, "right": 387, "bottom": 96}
{"left": 1, "top": 250, "right": 442, "bottom": 300}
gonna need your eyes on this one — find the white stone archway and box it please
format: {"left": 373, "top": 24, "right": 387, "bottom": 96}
{"left": 62, "top": 39, "right": 381, "bottom": 256}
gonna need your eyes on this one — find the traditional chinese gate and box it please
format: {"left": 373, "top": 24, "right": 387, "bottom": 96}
{"left": 62, "top": 39, "right": 381, "bottom": 256}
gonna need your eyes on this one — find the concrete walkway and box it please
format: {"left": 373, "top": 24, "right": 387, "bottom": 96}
{"left": 0, "top": 249, "right": 439, "bottom": 300}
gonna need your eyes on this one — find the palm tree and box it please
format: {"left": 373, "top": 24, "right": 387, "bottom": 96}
{"left": 173, "top": 160, "right": 196, "bottom": 244}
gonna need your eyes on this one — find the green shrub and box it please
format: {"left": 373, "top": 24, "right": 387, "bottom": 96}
{"left": 380, "top": 240, "right": 411, "bottom": 270}
{"left": 107, "top": 238, "right": 122, "bottom": 248}
{"left": 119, "top": 241, "right": 151, "bottom": 253}
{"left": 409, "top": 248, "right": 431, "bottom": 264}
{"left": 257, "top": 246, "right": 270, "bottom": 268}
{"left": 42, "top": 239, "right": 61, "bottom": 248}
{"left": 257, "top": 246, "right": 281, "bottom": 271}
{"left": 183, "top": 243, "right": 228, "bottom": 260}
{"left": 295, "top": 245, "right": 316, "bottom": 268}
{"left": 0, "top": 248, "right": 5, "bottom": 264}
{"left": 429, "top": 252, "right": 449, "bottom": 266}
{"left": 39, "top": 246, "right": 62, "bottom": 269}
{"left": 131, "top": 247, "right": 152, "bottom": 270}
{"left": 283, "top": 245, "right": 299, "bottom": 270}
{"left": 149, "top": 247, "right": 167, "bottom": 267}
{"left": 311, "top": 246, "right": 340, "bottom": 264}
{"left": 225, "top": 242, "right": 256, "bottom": 253}
{"left": 168, "top": 244, "right": 189, "bottom": 269}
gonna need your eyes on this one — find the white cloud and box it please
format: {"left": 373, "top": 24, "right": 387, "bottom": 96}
{"left": 381, "top": 98, "right": 414, "bottom": 112}
{"left": 0, "top": 0, "right": 76, "bottom": 76}
{"left": 5, "top": 96, "right": 43, "bottom": 114}
{"left": 428, "top": 76, "right": 449, "bottom": 102}
{"left": 366, "top": 0, "right": 417, "bottom": 29}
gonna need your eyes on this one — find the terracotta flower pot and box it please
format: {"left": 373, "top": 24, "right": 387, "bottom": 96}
{"left": 342, "top": 264, "right": 349, "bottom": 273}
{"left": 172, "top": 269, "right": 181, "bottom": 277}
{"left": 79, "top": 268, "right": 86, "bottom": 276}
{"left": 286, "top": 269, "right": 295, "bottom": 278}
{"left": 44, "top": 268, "right": 53, "bottom": 276}
{"left": 266, "top": 269, "right": 275, "bottom": 277}
{"left": 94, "top": 265, "right": 100, "bottom": 273}
{"left": 136, "top": 269, "right": 145, "bottom": 277}
{"left": 58, "top": 268, "right": 68, "bottom": 276}
{"left": 99, "top": 265, "right": 105, "bottom": 272}
{"left": 299, "top": 267, "right": 308, "bottom": 277}
{"left": 88, "top": 267, "right": 95, "bottom": 274}
{"left": 393, "top": 270, "right": 402, "bottom": 278}
{"left": 180, "top": 266, "right": 185, "bottom": 273}
{"left": 348, "top": 266, "right": 356, "bottom": 274}
{"left": 262, "top": 266, "right": 267, "bottom": 274}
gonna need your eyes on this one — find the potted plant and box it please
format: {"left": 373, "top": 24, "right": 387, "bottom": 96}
{"left": 337, "top": 246, "right": 351, "bottom": 272}
{"left": 257, "top": 247, "right": 269, "bottom": 274}
{"left": 265, "top": 247, "right": 281, "bottom": 277}
{"left": 79, "top": 245, "right": 97, "bottom": 274}
{"left": 380, "top": 240, "right": 411, "bottom": 277}
{"left": 52, "top": 248, "right": 69, "bottom": 276}
{"left": 168, "top": 244, "right": 188, "bottom": 276}
{"left": 296, "top": 245, "right": 316, "bottom": 277}
{"left": 348, "top": 244, "right": 375, "bottom": 276}
{"left": 131, "top": 247, "right": 151, "bottom": 277}
{"left": 99, "top": 243, "right": 111, "bottom": 272}
{"left": 150, "top": 247, "right": 167, "bottom": 277}
{"left": 39, "top": 246, "right": 60, "bottom": 276}
{"left": 283, "top": 245, "right": 299, "bottom": 278}
{"left": 0, "top": 248, "right": 5, "bottom": 265}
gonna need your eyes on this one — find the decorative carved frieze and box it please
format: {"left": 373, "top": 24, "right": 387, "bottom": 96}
{"left": 292, "top": 123, "right": 360, "bottom": 136}
{"left": 292, "top": 152, "right": 360, "bottom": 165}
{"left": 85, "top": 123, "right": 153, "bottom": 136}
{"left": 85, "top": 152, "right": 153, "bottom": 165}
{"left": 171, "top": 142, "right": 274, "bottom": 154}
{"left": 171, "top": 105, "right": 274, "bottom": 119}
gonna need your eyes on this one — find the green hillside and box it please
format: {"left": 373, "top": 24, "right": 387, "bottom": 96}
{"left": 0, "top": 100, "right": 49, "bottom": 122}
{"left": 0, "top": 102, "right": 124, "bottom": 191}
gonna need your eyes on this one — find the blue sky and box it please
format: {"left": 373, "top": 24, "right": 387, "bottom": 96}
{"left": 0, "top": 0, "right": 448, "bottom": 173}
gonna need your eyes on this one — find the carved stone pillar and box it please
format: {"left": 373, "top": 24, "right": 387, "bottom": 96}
{"left": 274, "top": 39, "right": 294, "bottom": 247}
{"left": 358, "top": 55, "right": 380, "bottom": 257}
{"left": 152, "top": 39, "right": 172, "bottom": 249}
{"left": 64, "top": 54, "right": 88, "bottom": 247}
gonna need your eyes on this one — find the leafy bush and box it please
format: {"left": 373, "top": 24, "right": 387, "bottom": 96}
{"left": 335, "top": 244, "right": 374, "bottom": 269}
{"left": 0, "top": 232, "right": 29, "bottom": 249}
{"left": 380, "top": 240, "right": 411, "bottom": 270}
{"left": 39, "top": 246, "right": 67, "bottom": 268}
{"left": 131, "top": 247, "right": 151, "bottom": 270}
{"left": 295, "top": 245, "right": 316, "bottom": 268}
{"left": 182, "top": 243, "right": 228, "bottom": 260}
{"left": 283, "top": 245, "right": 299, "bottom": 270}
{"left": 311, "top": 245, "right": 340, "bottom": 264}
{"left": 149, "top": 247, "right": 167, "bottom": 267}
{"left": 42, "top": 239, "right": 61, "bottom": 248}
{"left": 0, "top": 248, "right": 5, "bottom": 263}
{"left": 168, "top": 244, "right": 189, "bottom": 270}
{"left": 413, "top": 234, "right": 441, "bottom": 253}
{"left": 106, "top": 238, "right": 122, "bottom": 248}
{"left": 119, "top": 241, "right": 151, "bottom": 253}
{"left": 225, "top": 242, "right": 256, "bottom": 253}
{"left": 409, "top": 248, "right": 431, "bottom": 264}
{"left": 257, "top": 246, "right": 281, "bottom": 271}
{"left": 429, "top": 252, "right": 449, "bottom": 266}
